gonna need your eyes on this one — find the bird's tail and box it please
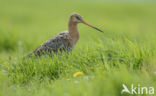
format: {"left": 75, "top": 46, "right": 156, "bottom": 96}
{"left": 23, "top": 52, "right": 33, "bottom": 59}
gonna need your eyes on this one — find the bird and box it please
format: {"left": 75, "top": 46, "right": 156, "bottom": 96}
{"left": 26, "top": 13, "right": 103, "bottom": 57}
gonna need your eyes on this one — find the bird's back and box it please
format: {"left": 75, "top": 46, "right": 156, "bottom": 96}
{"left": 27, "top": 31, "right": 73, "bottom": 57}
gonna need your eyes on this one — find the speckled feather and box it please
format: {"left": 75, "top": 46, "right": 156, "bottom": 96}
{"left": 27, "top": 31, "right": 73, "bottom": 57}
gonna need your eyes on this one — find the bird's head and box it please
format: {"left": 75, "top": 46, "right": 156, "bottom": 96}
{"left": 70, "top": 13, "right": 83, "bottom": 23}
{"left": 70, "top": 13, "right": 104, "bottom": 33}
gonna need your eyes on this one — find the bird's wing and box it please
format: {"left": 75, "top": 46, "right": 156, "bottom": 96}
{"left": 33, "top": 31, "right": 72, "bottom": 56}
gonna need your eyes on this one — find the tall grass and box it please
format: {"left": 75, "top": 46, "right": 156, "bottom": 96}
{"left": 0, "top": 0, "right": 156, "bottom": 96}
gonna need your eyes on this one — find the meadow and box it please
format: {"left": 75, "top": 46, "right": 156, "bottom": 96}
{"left": 0, "top": 0, "right": 156, "bottom": 96}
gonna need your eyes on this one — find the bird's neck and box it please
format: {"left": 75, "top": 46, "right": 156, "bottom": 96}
{"left": 68, "top": 20, "right": 79, "bottom": 43}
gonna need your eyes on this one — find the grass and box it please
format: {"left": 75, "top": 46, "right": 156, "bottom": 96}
{"left": 0, "top": 0, "right": 156, "bottom": 96}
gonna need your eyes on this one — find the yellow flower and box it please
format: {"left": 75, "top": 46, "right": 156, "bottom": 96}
{"left": 73, "top": 72, "right": 83, "bottom": 77}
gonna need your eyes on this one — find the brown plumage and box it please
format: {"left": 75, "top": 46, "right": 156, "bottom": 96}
{"left": 26, "top": 13, "right": 103, "bottom": 57}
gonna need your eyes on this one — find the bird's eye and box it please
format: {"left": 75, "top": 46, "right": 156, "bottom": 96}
{"left": 75, "top": 16, "right": 81, "bottom": 20}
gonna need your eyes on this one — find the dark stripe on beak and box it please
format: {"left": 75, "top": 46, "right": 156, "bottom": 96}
{"left": 82, "top": 21, "right": 104, "bottom": 33}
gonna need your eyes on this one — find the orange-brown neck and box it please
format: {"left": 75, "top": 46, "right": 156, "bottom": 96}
{"left": 68, "top": 20, "right": 79, "bottom": 44}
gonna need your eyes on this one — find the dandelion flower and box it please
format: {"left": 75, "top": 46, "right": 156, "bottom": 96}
{"left": 73, "top": 72, "right": 83, "bottom": 77}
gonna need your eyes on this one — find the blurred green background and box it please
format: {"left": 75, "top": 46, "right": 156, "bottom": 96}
{"left": 0, "top": 0, "right": 156, "bottom": 96}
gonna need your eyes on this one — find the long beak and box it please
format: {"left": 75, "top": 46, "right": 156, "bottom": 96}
{"left": 82, "top": 21, "right": 104, "bottom": 33}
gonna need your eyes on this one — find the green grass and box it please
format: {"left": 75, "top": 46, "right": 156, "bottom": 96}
{"left": 0, "top": 0, "right": 156, "bottom": 96}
